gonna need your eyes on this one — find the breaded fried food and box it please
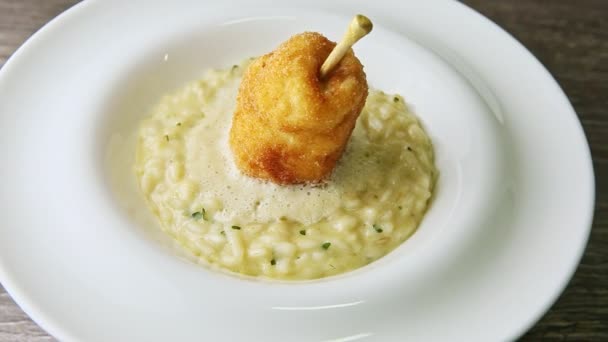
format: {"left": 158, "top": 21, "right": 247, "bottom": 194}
{"left": 229, "top": 32, "right": 368, "bottom": 184}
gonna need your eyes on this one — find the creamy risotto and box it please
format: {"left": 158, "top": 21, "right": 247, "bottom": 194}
{"left": 135, "top": 59, "right": 436, "bottom": 280}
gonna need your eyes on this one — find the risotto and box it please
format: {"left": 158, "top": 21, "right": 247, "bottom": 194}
{"left": 135, "top": 59, "right": 436, "bottom": 280}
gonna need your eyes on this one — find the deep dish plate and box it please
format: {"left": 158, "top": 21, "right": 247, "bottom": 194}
{"left": 0, "top": 0, "right": 594, "bottom": 341}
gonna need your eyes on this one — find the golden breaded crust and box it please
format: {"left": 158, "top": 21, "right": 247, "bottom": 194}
{"left": 229, "top": 32, "right": 368, "bottom": 184}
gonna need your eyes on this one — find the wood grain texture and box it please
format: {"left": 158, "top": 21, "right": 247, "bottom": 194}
{"left": 0, "top": 0, "right": 606, "bottom": 341}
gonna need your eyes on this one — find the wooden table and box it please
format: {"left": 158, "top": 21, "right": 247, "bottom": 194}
{"left": 0, "top": 0, "right": 606, "bottom": 340}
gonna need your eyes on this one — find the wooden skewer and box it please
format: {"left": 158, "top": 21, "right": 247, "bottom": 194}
{"left": 320, "top": 14, "right": 373, "bottom": 79}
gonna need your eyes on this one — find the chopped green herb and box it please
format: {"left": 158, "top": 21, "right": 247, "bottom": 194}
{"left": 393, "top": 96, "right": 399, "bottom": 102}
{"left": 398, "top": 206, "right": 403, "bottom": 210}
{"left": 232, "top": 64, "right": 238, "bottom": 70}
{"left": 373, "top": 224, "right": 383, "bottom": 233}
{"left": 191, "top": 208, "right": 207, "bottom": 220}
{"left": 220, "top": 231, "right": 226, "bottom": 235}
{"left": 299, "top": 230, "right": 306, "bottom": 236}
{"left": 407, "top": 146, "right": 413, "bottom": 151}
{"left": 176, "top": 122, "right": 182, "bottom": 126}
{"left": 322, "top": 242, "right": 331, "bottom": 250}
{"left": 270, "top": 259, "right": 276, "bottom": 266}
{"left": 231, "top": 225, "right": 241, "bottom": 230}
{"left": 329, "top": 264, "right": 335, "bottom": 269}
{"left": 164, "top": 135, "right": 170, "bottom": 141}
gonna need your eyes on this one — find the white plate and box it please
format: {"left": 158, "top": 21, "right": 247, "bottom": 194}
{"left": 0, "top": 0, "right": 594, "bottom": 341}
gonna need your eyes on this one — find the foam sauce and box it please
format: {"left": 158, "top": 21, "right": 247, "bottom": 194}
{"left": 184, "top": 68, "right": 341, "bottom": 225}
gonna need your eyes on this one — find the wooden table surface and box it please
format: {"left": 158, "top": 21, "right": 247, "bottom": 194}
{"left": 0, "top": 0, "right": 606, "bottom": 340}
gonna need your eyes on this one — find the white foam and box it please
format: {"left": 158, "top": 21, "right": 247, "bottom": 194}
{"left": 184, "top": 70, "right": 341, "bottom": 225}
